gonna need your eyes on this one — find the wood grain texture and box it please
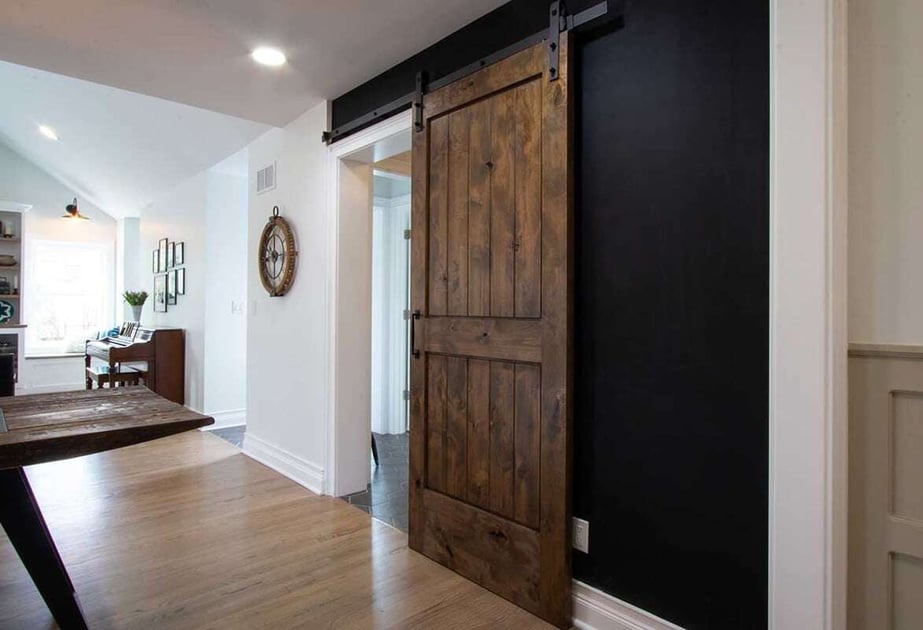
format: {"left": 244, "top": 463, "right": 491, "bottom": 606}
{"left": 489, "top": 88, "right": 516, "bottom": 318}
{"left": 468, "top": 100, "right": 492, "bottom": 317}
{"left": 0, "top": 387, "right": 212, "bottom": 470}
{"left": 537, "top": 33, "right": 573, "bottom": 627}
{"left": 447, "top": 109, "right": 470, "bottom": 317}
{"left": 422, "top": 44, "right": 545, "bottom": 120}
{"left": 423, "top": 317, "right": 542, "bottom": 363}
{"left": 0, "top": 432, "right": 553, "bottom": 629}
{"left": 489, "top": 361, "right": 515, "bottom": 519}
{"left": 409, "top": 123, "right": 429, "bottom": 550}
{"left": 445, "top": 356, "right": 468, "bottom": 500}
{"left": 466, "top": 359, "right": 491, "bottom": 509}
{"left": 514, "top": 79, "right": 543, "bottom": 318}
{"left": 411, "top": 37, "right": 572, "bottom": 628}
{"left": 420, "top": 489, "right": 542, "bottom": 613}
{"left": 428, "top": 115, "right": 449, "bottom": 316}
{"left": 427, "top": 355, "right": 447, "bottom": 493}
{"left": 514, "top": 364, "right": 541, "bottom": 529}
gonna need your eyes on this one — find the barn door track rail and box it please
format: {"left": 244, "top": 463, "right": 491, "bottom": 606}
{"left": 321, "top": 0, "right": 622, "bottom": 144}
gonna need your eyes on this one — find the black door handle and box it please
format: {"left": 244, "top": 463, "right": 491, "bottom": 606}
{"left": 410, "top": 310, "right": 421, "bottom": 359}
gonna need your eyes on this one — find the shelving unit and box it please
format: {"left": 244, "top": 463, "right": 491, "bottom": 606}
{"left": 0, "top": 208, "right": 26, "bottom": 385}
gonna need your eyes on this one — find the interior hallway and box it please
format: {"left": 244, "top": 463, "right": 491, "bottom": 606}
{"left": 0, "top": 432, "right": 551, "bottom": 629}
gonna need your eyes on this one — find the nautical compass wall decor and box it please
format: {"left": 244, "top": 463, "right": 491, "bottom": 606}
{"left": 258, "top": 205, "right": 298, "bottom": 297}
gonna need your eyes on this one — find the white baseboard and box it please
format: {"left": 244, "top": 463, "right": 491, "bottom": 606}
{"left": 242, "top": 433, "right": 325, "bottom": 495}
{"left": 201, "top": 408, "right": 246, "bottom": 430}
{"left": 572, "top": 581, "right": 685, "bottom": 630}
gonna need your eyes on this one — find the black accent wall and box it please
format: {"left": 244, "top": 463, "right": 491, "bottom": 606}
{"left": 332, "top": 1, "right": 769, "bottom": 627}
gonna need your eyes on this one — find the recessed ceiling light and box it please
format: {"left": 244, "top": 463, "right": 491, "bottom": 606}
{"left": 38, "top": 124, "right": 59, "bottom": 141}
{"left": 251, "top": 47, "right": 286, "bottom": 67}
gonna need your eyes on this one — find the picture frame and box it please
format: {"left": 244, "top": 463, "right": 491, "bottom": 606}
{"left": 166, "top": 241, "right": 175, "bottom": 269}
{"left": 158, "top": 238, "right": 168, "bottom": 273}
{"left": 176, "top": 267, "right": 185, "bottom": 295}
{"left": 153, "top": 274, "right": 168, "bottom": 312}
{"left": 174, "top": 242, "right": 185, "bottom": 266}
{"left": 152, "top": 249, "right": 159, "bottom": 274}
{"left": 167, "top": 269, "right": 178, "bottom": 305}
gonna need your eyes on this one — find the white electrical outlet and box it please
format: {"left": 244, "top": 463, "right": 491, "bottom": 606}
{"left": 573, "top": 517, "right": 589, "bottom": 553}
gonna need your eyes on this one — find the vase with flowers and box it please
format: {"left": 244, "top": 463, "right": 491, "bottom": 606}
{"left": 123, "top": 290, "right": 149, "bottom": 323}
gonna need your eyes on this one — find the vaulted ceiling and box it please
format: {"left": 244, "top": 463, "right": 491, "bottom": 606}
{"left": 0, "top": 0, "right": 506, "bottom": 217}
{"left": 0, "top": 60, "right": 270, "bottom": 218}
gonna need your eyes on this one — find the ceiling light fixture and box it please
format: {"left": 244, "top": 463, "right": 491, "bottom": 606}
{"left": 38, "top": 124, "right": 59, "bottom": 141}
{"left": 62, "top": 197, "right": 90, "bottom": 220}
{"left": 251, "top": 47, "right": 286, "bottom": 67}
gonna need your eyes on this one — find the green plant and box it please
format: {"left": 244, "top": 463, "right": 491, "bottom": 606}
{"left": 123, "top": 290, "right": 149, "bottom": 306}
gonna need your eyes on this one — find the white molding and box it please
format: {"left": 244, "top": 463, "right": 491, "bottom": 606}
{"left": 242, "top": 433, "right": 325, "bottom": 495}
{"left": 324, "top": 110, "right": 412, "bottom": 496}
{"left": 769, "top": 0, "right": 848, "bottom": 628}
{"left": 201, "top": 408, "right": 246, "bottom": 430}
{"left": 572, "top": 581, "right": 685, "bottom": 630}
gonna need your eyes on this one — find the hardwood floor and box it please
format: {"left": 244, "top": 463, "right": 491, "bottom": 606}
{"left": 0, "top": 431, "right": 553, "bottom": 629}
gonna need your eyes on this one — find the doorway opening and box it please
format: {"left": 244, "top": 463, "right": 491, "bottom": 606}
{"left": 344, "top": 157, "right": 412, "bottom": 532}
{"left": 325, "top": 111, "right": 413, "bottom": 529}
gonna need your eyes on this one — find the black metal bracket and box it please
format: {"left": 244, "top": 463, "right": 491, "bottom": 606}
{"left": 548, "top": 1, "right": 566, "bottom": 81}
{"left": 413, "top": 71, "right": 427, "bottom": 133}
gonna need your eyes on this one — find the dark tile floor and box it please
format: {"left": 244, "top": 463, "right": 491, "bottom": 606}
{"left": 212, "top": 425, "right": 246, "bottom": 448}
{"left": 342, "top": 432, "right": 409, "bottom": 532}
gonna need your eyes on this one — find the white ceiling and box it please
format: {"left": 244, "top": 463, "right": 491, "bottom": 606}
{"left": 0, "top": 0, "right": 507, "bottom": 126}
{"left": 0, "top": 60, "right": 271, "bottom": 218}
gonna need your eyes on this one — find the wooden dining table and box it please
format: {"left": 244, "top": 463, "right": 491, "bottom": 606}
{"left": 0, "top": 387, "right": 213, "bottom": 630}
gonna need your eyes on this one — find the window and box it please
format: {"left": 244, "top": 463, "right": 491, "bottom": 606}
{"left": 25, "top": 240, "right": 114, "bottom": 355}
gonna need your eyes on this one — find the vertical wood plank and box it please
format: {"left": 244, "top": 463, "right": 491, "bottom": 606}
{"left": 514, "top": 364, "right": 541, "bottom": 529}
{"left": 466, "top": 359, "right": 491, "bottom": 509}
{"left": 514, "top": 80, "right": 543, "bottom": 318}
{"left": 447, "top": 109, "right": 470, "bottom": 317}
{"left": 468, "top": 100, "right": 492, "bottom": 317}
{"left": 408, "top": 122, "right": 429, "bottom": 551}
{"left": 538, "top": 33, "right": 574, "bottom": 627}
{"left": 490, "top": 90, "right": 516, "bottom": 318}
{"left": 445, "top": 356, "right": 468, "bottom": 500}
{"left": 426, "top": 355, "right": 447, "bottom": 493}
{"left": 489, "top": 361, "right": 515, "bottom": 518}
{"left": 428, "top": 116, "right": 449, "bottom": 316}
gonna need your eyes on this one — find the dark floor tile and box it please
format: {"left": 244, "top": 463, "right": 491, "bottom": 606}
{"left": 340, "top": 431, "right": 409, "bottom": 532}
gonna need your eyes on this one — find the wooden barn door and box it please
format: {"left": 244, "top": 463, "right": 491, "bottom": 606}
{"left": 409, "top": 35, "right": 573, "bottom": 628}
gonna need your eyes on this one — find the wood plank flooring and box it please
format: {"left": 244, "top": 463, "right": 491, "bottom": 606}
{"left": 0, "top": 431, "right": 553, "bottom": 629}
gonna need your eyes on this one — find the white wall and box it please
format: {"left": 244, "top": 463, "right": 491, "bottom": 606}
{"left": 243, "top": 103, "right": 329, "bottom": 489}
{"left": 140, "top": 172, "right": 208, "bottom": 410}
{"left": 116, "top": 217, "right": 141, "bottom": 321}
{"left": 370, "top": 177, "right": 410, "bottom": 435}
{"left": 204, "top": 161, "right": 248, "bottom": 423}
{"left": 848, "top": 0, "right": 923, "bottom": 344}
{"left": 139, "top": 159, "right": 249, "bottom": 419}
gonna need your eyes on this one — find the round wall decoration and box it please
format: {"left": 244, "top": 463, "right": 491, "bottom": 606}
{"left": 258, "top": 205, "right": 298, "bottom": 297}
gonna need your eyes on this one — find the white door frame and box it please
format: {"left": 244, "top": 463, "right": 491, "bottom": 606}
{"left": 324, "top": 110, "right": 413, "bottom": 498}
{"left": 769, "top": 0, "right": 848, "bottom": 628}
{"left": 322, "top": 0, "right": 850, "bottom": 621}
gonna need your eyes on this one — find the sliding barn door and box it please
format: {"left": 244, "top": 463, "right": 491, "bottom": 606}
{"left": 409, "top": 35, "right": 573, "bottom": 628}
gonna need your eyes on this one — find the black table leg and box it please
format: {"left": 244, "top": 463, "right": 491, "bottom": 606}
{"left": 0, "top": 467, "right": 89, "bottom": 630}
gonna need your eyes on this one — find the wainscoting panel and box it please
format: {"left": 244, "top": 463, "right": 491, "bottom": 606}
{"left": 849, "top": 344, "right": 923, "bottom": 630}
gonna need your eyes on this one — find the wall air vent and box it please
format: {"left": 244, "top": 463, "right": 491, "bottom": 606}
{"left": 256, "top": 162, "right": 276, "bottom": 194}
